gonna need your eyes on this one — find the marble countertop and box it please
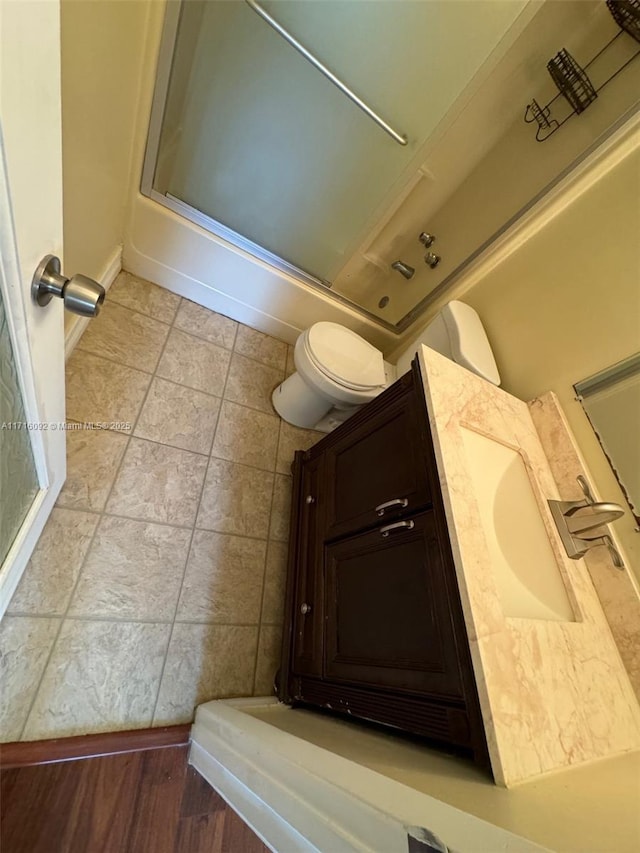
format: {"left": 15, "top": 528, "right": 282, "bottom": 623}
{"left": 418, "top": 345, "right": 640, "bottom": 787}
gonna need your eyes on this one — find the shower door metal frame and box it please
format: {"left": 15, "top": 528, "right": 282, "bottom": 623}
{"left": 140, "top": 0, "right": 401, "bottom": 335}
{"left": 142, "top": 2, "right": 639, "bottom": 337}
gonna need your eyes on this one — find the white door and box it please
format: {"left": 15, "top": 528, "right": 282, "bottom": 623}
{"left": 0, "top": 0, "right": 66, "bottom": 617}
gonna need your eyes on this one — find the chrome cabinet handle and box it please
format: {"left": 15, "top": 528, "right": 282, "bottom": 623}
{"left": 305, "top": 495, "right": 315, "bottom": 505}
{"left": 380, "top": 520, "right": 414, "bottom": 537}
{"left": 300, "top": 603, "right": 312, "bottom": 615}
{"left": 375, "top": 498, "right": 408, "bottom": 517}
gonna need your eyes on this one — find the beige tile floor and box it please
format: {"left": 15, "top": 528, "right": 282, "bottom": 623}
{"left": 0, "top": 272, "right": 321, "bottom": 742}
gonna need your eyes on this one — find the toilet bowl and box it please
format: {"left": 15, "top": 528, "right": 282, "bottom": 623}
{"left": 272, "top": 301, "right": 500, "bottom": 431}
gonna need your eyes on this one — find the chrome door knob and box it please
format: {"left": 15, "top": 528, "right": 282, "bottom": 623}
{"left": 32, "top": 255, "right": 105, "bottom": 318}
{"left": 305, "top": 495, "right": 315, "bottom": 504}
{"left": 300, "top": 603, "right": 312, "bottom": 615}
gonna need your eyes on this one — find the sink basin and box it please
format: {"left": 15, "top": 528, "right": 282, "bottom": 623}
{"left": 460, "top": 427, "right": 574, "bottom": 622}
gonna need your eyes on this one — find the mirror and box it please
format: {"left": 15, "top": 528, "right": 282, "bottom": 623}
{"left": 576, "top": 354, "right": 640, "bottom": 526}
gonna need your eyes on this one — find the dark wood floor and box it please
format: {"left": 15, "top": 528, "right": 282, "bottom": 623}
{"left": 0, "top": 745, "right": 269, "bottom": 853}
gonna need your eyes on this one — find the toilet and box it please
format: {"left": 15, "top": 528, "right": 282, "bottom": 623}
{"left": 272, "top": 300, "right": 500, "bottom": 431}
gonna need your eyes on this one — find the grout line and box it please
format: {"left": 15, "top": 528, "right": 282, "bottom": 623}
{"left": 16, "top": 292, "right": 296, "bottom": 739}
{"left": 230, "top": 315, "right": 240, "bottom": 351}
{"left": 120, "top": 433, "right": 211, "bottom": 460}
{"left": 176, "top": 618, "right": 278, "bottom": 628}
{"left": 17, "top": 512, "right": 104, "bottom": 740}
{"left": 233, "top": 327, "right": 288, "bottom": 372}
{"left": 129, "top": 306, "right": 178, "bottom": 435}
{"left": 251, "top": 419, "right": 283, "bottom": 694}
{"left": 211, "top": 397, "right": 281, "bottom": 474}
{"left": 165, "top": 323, "right": 236, "bottom": 356}
{"left": 207, "top": 452, "right": 283, "bottom": 478}
{"left": 218, "top": 394, "right": 280, "bottom": 421}
{"left": 80, "top": 287, "right": 289, "bottom": 371}
{"left": 71, "top": 346, "right": 155, "bottom": 377}
{"left": 192, "top": 526, "right": 270, "bottom": 543}
{"left": 233, "top": 321, "right": 289, "bottom": 350}
{"left": 106, "top": 296, "right": 178, "bottom": 328}
{"left": 134, "top": 300, "right": 197, "bottom": 727}
{"left": 149, "top": 323, "right": 236, "bottom": 725}
{"left": 135, "top": 372, "right": 223, "bottom": 401}
{"left": 228, "top": 348, "right": 287, "bottom": 376}
{"left": 93, "top": 295, "right": 173, "bottom": 328}
{"left": 100, "top": 510, "right": 197, "bottom": 533}
{"left": 7, "top": 613, "right": 266, "bottom": 627}
{"left": 69, "top": 513, "right": 275, "bottom": 543}
{"left": 19, "top": 297, "right": 182, "bottom": 740}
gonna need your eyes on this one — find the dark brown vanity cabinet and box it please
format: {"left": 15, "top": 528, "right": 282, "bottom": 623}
{"left": 323, "top": 512, "right": 463, "bottom": 698}
{"left": 279, "top": 364, "right": 489, "bottom": 766}
{"left": 322, "top": 382, "right": 432, "bottom": 541}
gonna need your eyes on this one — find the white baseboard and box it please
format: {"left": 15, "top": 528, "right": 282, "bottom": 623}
{"left": 64, "top": 245, "right": 122, "bottom": 361}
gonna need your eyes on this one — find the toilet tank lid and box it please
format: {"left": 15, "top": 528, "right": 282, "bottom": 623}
{"left": 442, "top": 301, "right": 501, "bottom": 385}
{"left": 307, "top": 322, "right": 385, "bottom": 389}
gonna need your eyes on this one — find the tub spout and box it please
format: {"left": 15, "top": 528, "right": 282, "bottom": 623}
{"left": 391, "top": 260, "right": 415, "bottom": 280}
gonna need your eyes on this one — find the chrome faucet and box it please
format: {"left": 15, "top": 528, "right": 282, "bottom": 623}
{"left": 548, "top": 475, "right": 625, "bottom": 569}
{"left": 564, "top": 502, "right": 625, "bottom": 535}
{"left": 391, "top": 260, "right": 415, "bottom": 280}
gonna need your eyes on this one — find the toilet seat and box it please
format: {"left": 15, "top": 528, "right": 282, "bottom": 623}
{"left": 303, "top": 322, "right": 386, "bottom": 391}
{"left": 274, "top": 300, "right": 500, "bottom": 432}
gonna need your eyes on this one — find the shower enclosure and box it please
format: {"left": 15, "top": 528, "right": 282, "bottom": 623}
{"left": 141, "top": 0, "right": 529, "bottom": 330}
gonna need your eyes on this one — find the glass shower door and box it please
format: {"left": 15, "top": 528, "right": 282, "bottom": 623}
{"left": 144, "top": 0, "right": 533, "bottom": 327}
{"left": 148, "top": 0, "right": 527, "bottom": 287}
{"left": 152, "top": 0, "right": 420, "bottom": 284}
{"left": 0, "top": 288, "right": 38, "bottom": 564}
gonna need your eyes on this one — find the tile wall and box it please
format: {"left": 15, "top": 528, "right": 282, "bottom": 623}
{"left": 0, "top": 272, "right": 320, "bottom": 741}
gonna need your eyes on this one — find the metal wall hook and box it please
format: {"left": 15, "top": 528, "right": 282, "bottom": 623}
{"left": 32, "top": 255, "right": 105, "bottom": 318}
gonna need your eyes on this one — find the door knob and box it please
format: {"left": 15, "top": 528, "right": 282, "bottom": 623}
{"left": 32, "top": 255, "right": 105, "bottom": 318}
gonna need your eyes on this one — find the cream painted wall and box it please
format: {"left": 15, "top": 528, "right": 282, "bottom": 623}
{"left": 346, "top": 0, "right": 640, "bottom": 324}
{"left": 395, "top": 128, "right": 639, "bottom": 574}
{"left": 61, "top": 0, "right": 150, "bottom": 282}
{"left": 465, "top": 140, "right": 640, "bottom": 574}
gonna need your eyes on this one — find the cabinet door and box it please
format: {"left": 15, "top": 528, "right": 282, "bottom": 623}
{"left": 324, "top": 511, "right": 463, "bottom": 697}
{"left": 291, "top": 456, "right": 323, "bottom": 676}
{"left": 324, "top": 378, "right": 432, "bottom": 540}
